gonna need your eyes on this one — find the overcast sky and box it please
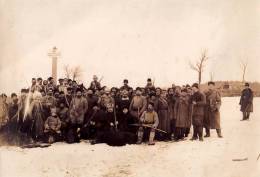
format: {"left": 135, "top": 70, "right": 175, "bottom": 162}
{"left": 0, "top": 0, "right": 260, "bottom": 94}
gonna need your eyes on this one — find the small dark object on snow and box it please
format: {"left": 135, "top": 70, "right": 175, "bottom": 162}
{"left": 232, "top": 158, "right": 248, "bottom": 162}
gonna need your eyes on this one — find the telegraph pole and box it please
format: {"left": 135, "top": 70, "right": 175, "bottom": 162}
{"left": 48, "top": 46, "right": 60, "bottom": 84}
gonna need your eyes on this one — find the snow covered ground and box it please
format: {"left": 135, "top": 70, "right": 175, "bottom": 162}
{"left": 0, "top": 97, "right": 259, "bottom": 177}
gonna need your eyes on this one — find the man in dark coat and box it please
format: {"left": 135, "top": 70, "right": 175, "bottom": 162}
{"left": 89, "top": 75, "right": 102, "bottom": 91}
{"left": 239, "top": 83, "right": 254, "bottom": 121}
{"left": 117, "top": 89, "right": 132, "bottom": 132}
{"left": 190, "top": 83, "right": 206, "bottom": 141}
{"left": 84, "top": 89, "right": 99, "bottom": 124}
{"left": 120, "top": 79, "right": 132, "bottom": 92}
{"left": 204, "top": 82, "right": 223, "bottom": 138}
{"left": 144, "top": 78, "right": 156, "bottom": 96}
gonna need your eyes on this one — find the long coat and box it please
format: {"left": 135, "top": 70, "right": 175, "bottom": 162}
{"left": 204, "top": 89, "right": 221, "bottom": 129}
{"left": 31, "top": 99, "right": 45, "bottom": 138}
{"left": 69, "top": 97, "right": 88, "bottom": 124}
{"left": 157, "top": 97, "right": 171, "bottom": 133}
{"left": 167, "top": 95, "right": 175, "bottom": 121}
{"left": 190, "top": 91, "right": 206, "bottom": 126}
{"left": 239, "top": 88, "right": 253, "bottom": 113}
{"left": 174, "top": 93, "right": 191, "bottom": 128}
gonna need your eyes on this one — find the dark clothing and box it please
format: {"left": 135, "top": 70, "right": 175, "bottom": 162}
{"left": 190, "top": 91, "right": 206, "bottom": 126}
{"left": 117, "top": 97, "right": 132, "bottom": 131}
{"left": 239, "top": 88, "right": 253, "bottom": 113}
{"left": 89, "top": 81, "right": 101, "bottom": 91}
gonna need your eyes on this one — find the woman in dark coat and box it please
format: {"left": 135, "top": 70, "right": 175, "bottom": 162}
{"left": 239, "top": 83, "right": 254, "bottom": 121}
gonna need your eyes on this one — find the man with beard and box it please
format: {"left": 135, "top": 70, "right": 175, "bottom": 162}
{"left": 30, "top": 92, "right": 45, "bottom": 142}
{"left": 17, "top": 89, "right": 33, "bottom": 144}
{"left": 42, "top": 89, "right": 57, "bottom": 119}
{"left": 117, "top": 89, "right": 132, "bottom": 131}
{"left": 204, "top": 81, "right": 223, "bottom": 138}
{"left": 136, "top": 102, "right": 159, "bottom": 145}
{"left": 68, "top": 88, "right": 88, "bottom": 142}
{"left": 239, "top": 83, "right": 254, "bottom": 121}
{"left": 47, "top": 77, "right": 56, "bottom": 91}
{"left": 129, "top": 87, "right": 147, "bottom": 123}
{"left": 89, "top": 75, "right": 102, "bottom": 91}
{"left": 190, "top": 83, "right": 206, "bottom": 141}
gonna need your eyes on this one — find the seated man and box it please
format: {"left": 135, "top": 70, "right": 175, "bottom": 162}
{"left": 44, "top": 109, "right": 61, "bottom": 143}
{"left": 137, "top": 102, "right": 159, "bottom": 145}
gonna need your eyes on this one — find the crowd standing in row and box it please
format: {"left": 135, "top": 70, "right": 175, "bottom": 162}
{"left": 0, "top": 76, "right": 254, "bottom": 146}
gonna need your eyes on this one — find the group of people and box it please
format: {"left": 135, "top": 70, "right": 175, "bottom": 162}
{"left": 0, "top": 75, "right": 253, "bottom": 146}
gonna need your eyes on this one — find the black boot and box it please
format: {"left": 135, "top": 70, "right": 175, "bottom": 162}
{"left": 216, "top": 129, "right": 223, "bottom": 138}
{"left": 204, "top": 128, "right": 210, "bottom": 138}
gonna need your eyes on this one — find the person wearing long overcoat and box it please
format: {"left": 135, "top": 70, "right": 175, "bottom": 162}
{"left": 174, "top": 89, "right": 190, "bottom": 140}
{"left": 190, "top": 83, "right": 206, "bottom": 141}
{"left": 239, "top": 83, "right": 254, "bottom": 121}
{"left": 157, "top": 90, "right": 171, "bottom": 140}
{"left": 204, "top": 82, "right": 222, "bottom": 138}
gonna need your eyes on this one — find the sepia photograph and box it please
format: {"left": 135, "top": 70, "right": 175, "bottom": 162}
{"left": 0, "top": 0, "right": 259, "bottom": 177}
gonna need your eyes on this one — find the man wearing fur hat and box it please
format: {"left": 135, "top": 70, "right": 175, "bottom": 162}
{"left": 69, "top": 88, "right": 88, "bottom": 126}
{"left": 129, "top": 87, "right": 147, "bottom": 122}
{"left": 204, "top": 81, "right": 223, "bottom": 138}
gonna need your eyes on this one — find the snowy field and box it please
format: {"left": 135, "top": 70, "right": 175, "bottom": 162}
{"left": 0, "top": 97, "right": 259, "bottom": 177}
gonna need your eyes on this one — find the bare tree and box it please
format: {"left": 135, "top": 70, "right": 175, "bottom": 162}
{"left": 72, "top": 66, "right": 83, "bottom": 81}
{"left": 64, "top": 64, "right": 72, "bottom": 79}
{"left": 240, "top": 59, "right": 248, "bottom": 83}
{"left": 189, "top": 49, "right": 209, "bottom": 85}
{"left": 63, "top": 65, "right": 83, "bottom": 81}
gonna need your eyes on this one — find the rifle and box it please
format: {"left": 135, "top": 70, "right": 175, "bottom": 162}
{"left": 130, "top": 123, "right": 167, "bottom": 134}
{"left": 113, "top": 105, "right": 118, "bottom": 131}
{"left": 99, "top": 76, "right": 104, "bottom": 83}
{"left": 83, "top": 109, "right": 98, "bottom": 128}
{"left": 152, "top": 78, "right": 155, "bottom": 86}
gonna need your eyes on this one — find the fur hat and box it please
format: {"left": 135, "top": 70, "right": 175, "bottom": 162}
{"left": 192, "top": 83, "right": 199, "bottom": 89}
